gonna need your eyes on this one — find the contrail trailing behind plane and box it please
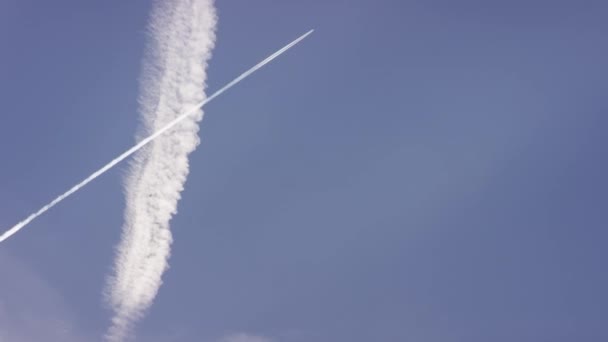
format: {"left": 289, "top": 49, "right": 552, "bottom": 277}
{"left": 0, "top": 29, "right": 313, "bottom": 244}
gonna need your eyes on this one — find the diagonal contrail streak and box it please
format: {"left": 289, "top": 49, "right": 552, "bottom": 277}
{"left": 0, "top": 29, "right": 313, "bottom": 244}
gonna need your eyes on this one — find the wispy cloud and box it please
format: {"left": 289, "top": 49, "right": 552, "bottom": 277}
{"left": 218, "top": 333, "right": 274, "bottom": 342}
{"left": 0, "top": 250, "right": 89, "bottom": 342}
{"left": 102, "top": 11, "right": 312, "bottom": 339}
{"left": 103, "top": 0, "right": 217, "bottom": 341}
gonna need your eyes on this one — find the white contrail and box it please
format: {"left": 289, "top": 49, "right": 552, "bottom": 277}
{"left": 0, "top": 29, "right": 313, "bottom": 245}
{"left": 104, "top": 1, "right": 218, "bottom": 341}
{"left": 105, "top": 6, "right": 311, "bottom": 335}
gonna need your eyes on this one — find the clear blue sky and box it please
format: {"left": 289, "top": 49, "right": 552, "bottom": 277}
{"left": 1, "top": 0, "right": 607, "bottom": 341}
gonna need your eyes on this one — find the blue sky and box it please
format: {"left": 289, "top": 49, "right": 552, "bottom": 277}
{"left": 1, "top": 0, "right": 608, "bottom": 341}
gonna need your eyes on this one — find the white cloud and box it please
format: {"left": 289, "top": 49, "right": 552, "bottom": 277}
{"left": 104, "top": 0, "right": 217, "bottom": 341}
{"left": 218, "top": 333, "right": 274, "bottom": 342}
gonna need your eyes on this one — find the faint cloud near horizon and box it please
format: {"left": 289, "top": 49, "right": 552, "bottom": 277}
{"left": 0, "top": 250, "right": 89, "bottom": 342}
{"left": 218, "top": 333, "right": 274, "bottom": 342}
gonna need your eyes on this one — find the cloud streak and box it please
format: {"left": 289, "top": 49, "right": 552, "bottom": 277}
{"left": 103, "top": 0, "right": 218, "bottom": 340}
{"left": 103, "top": 1, "right": 312, "bottom": 341}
